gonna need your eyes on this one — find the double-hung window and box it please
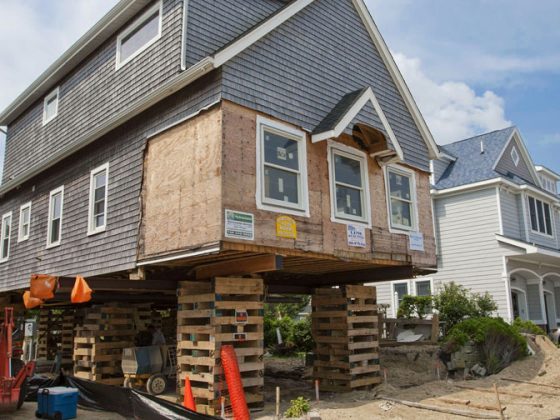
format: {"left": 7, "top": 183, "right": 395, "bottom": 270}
{"left": 392, "top": 281, "right": 409, "bottom": 317}
{"left": 328, "top": 144, "right": 370, "bottom": 225}
{"left": 0, "top": 212, "right": 12, "bottom": 262}
{"left": 47, "top": 187, "right": 64, "bottom": 248}
{"left": 88, "top": 164, "right": 109, "bottom": 235}
{"left": 18, "top": 202, "right": 31, "bottom": 242}
{"left": 528, "top": 196, "right": 552, "bottom": 236}
{"left": 116, "top": 1, "right": 162, "bottom": 68}
{"left": 43, "top": 88, "right": 59, "bottom": 125}
{"left": 386, "top": 166, "right": 417, "bottom": 231}
{"left": 256, "top": 116, "right": 308, "bottom": 216}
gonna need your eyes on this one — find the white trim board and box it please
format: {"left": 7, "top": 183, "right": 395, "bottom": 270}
{"left": 311, "top": 87, "right": 404, "bottom": 162}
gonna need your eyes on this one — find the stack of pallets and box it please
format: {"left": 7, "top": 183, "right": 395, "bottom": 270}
{"left": 312, "top": 285, "right": 380, "bottom": 392}
{"left": 73, "top": 304, "right": 135, "bottom": 385}
{"left": 177, "top": 277, "right": 264, "bottom": 416}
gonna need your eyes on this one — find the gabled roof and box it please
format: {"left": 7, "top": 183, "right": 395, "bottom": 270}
{"left": 435, "top": 127, "right": 519, "bottom": 189}
{"left": 535, "top": 165, "right": 560, "bottom": 181}
{"left": 311, "top": 87, "right": 404, "bottom": 161}
{"left": 0, "top": 0, "right": 438, "bottom": 195}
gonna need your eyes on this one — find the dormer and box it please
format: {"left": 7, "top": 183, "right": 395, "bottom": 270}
{"left": 535, "top": 166, "right": 560, "bottom": 195}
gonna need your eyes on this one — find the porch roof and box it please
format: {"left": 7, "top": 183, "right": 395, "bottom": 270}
{"left": 496, "top": 234, "right": 560, "bottom": 267}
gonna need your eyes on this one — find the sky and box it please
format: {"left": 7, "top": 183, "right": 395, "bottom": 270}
{"left": 0, "top": 0, "right": 558, "bottom": 179}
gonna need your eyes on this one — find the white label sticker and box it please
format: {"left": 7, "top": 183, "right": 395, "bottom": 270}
{"left": 409, "top": 232, "right": 424, "bottom": 251}
{"left": 277, "top": 147, "right": 287, "bottom": 160}
{"left": 347, "top": 224, "right": 366, "bottom": 248}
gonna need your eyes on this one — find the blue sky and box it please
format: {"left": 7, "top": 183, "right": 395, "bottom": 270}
{"left": 0, "top": 0, "right": 558, "bottom": 178}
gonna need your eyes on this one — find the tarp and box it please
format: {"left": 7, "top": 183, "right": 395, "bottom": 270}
{"left": 27, "top": 373, "right": 217, "bottom": 420}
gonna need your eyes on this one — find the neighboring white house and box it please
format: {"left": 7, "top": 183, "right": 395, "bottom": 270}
{"left": 374, "top": 127, "right": 560, "bottom": 332}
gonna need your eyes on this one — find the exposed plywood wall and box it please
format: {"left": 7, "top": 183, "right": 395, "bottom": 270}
{"left": 140, "top": 107, "right": 223, "bottom": 258}
{"left": 221, "top": 101, "right": 436, "bottom": 267}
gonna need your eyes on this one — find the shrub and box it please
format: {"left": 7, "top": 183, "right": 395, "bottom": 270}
{"left": 284, "top": 397, "right": 310, "bottom": 418}
{"left": 433, "top": 282, "right": 497, "bottom": 330}
{"left": 264, "top": 314, "right": 314, "bottom": 355}
{"left": 513, "top": 317, "right": 545, "bottom": 335}
{"left": 292, "top": 316, "right": 313, "bottom": 353}
{"left": 446, "top": 317, "right": 527, "bottom": 374}
{"left": 397, "top": 295, "right": 433, "bottom": 319}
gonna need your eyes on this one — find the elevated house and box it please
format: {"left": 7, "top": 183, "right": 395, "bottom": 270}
{"left": 376, "top": 127, "right": 560, "bottom": 332}
{"left": 0, "top": 0, "right": 438, "bottom": 406}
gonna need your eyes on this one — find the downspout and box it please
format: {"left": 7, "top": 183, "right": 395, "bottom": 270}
{"left": 180, "top": 0, "right": 189, "bottom": 71}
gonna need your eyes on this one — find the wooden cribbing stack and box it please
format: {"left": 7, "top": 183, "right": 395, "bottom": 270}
{"left": 312, "top": 285, "right": 381, "bottom": 392}
{"left": 177, "top": 277, "right": 264, "bottom": 416}
{"left": 73, "top": 304, "right": 135, "bottom": 386}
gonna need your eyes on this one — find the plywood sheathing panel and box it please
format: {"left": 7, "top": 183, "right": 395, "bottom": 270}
{"left": 140, "top": 106, "right": 223, "bottom": 258}
{"left": 221, "top": 101, "right": 436, "bottom": 267}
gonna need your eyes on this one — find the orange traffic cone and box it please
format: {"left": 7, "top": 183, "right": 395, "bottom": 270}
{"left": 183, "top": 376, "right": 197, "bottom": 412}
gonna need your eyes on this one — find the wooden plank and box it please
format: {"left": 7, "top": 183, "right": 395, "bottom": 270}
{"left": 194, "top": 256, "right": 281, "bottom": 280}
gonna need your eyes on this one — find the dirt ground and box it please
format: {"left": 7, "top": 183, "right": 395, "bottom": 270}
{"left": 9, "top": 335, "right": 560, "bottom": 419}
{"left": 257, "top": 335, "right": 560, "bottom": 419}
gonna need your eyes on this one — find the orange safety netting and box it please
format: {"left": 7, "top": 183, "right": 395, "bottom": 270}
{"left": 29, "top": 274, "right": 58, "bottom": 300}
{"left": 71, "top": 275, "right": 92, "bottom": 304}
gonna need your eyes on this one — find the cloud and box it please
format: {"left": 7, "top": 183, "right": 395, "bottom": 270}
{"left": 394, "top": 53, "right": 512, "bottom": 144}
{"left": 539, "top": 133, "right": 560, "bottom": 146}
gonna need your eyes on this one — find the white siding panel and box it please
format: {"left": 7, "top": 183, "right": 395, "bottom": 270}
{"left": 500, "top": 189, "right": 522, "bottom": 239}
{"left": 432, "top": 188, "right": 510, "bottom": 319}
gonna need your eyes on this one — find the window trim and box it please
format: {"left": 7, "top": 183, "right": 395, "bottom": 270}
{"left": 255, "top": 116, "right": 309, "bottom": 217}
{"left": 18, "top": 202, "right": 32, "bottom": 243}
{"left": 0, "top": 212, "right": 12, "bottom": 263}
{"left": 327, "top": 141, "right": 371, "bottom": 227}
{"left": 87, "top": 163, "right": 110, "bottom": 236}
{"left": 414, "top": 278, "right": 434, "bottom": 297}
{"left": 116, "top": 1, "right": 163, "bottom": 70}
{"left": 42, "top": 87, "right": 59, "bottom": 125}
{"left": 46, "top": 186, "right": 64, "bottom": 249}
{"left": 391, "top": 280, "right": 410, "bottom": 317}
{"left": 384, "top": 164, "right": 419, "bottom": 233}
{"left": 528, "top": 195, "right": 554, "bottom": 238}
{"left": 511, "top": 146, "right": 520, "bottom": 167}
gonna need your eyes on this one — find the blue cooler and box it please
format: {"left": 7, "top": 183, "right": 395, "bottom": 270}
{"left": 36, "top": 387, "right": 79, "bottom": 420}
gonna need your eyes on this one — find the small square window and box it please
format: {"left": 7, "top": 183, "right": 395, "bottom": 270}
{"left": 511, "top": 146, "right": 520, "bottom": 167}
{"left": 256, "top": 117, "right": 308, "bottom": 216}
{"left": 116, "top": 2, "right": 162, "bottom": 68}
{"left": 18, "top": 202, "right": 31, "bottom": 242}
{"left": 386, "top": 166, "right": 417, "bottom": 231}
{"left": 328, "top": 144, "right": 370, "bottom": 225}
{"left": 43, "top": 88, "right": 59, "bottom": 125}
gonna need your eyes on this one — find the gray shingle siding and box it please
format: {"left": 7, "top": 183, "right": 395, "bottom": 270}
{"left": 500, "top": 189, "right": 522, "bottom": 239}
{"left": 221, "top": 0, "right": 430, "bottom": 171}
{"left": 495, "top": 139, "right": 535, "bottom": 184}
{"left": 526, "top": 283, "right": 542, "bottom": 320}
{"left": 184, "top": 0, "right": 284, "bottom": 68}
{"left": 0, "top": 71, "right": 221, "bottom": 292}
{"left": 4, "top": 0, "right": 184, "bottom": 183}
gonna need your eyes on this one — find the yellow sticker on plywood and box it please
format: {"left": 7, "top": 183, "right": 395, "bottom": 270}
{"left": 276, "top": 216, "right": 297, "bottom": 239}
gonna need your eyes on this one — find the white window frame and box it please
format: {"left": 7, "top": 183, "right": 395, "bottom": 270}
{"left": 18, "top": 202, "right": 32, "bottom": 242}
{"left": 511, "top": 146, "right": 520, "bottom": 167}
{"left": 391, "top": 280, "right": 410, "bottom": 318}
{"left": 327, "top": 141, "right": 371, "bottom": 227}
{"left": 255, "top": 116, "right": 309, "bottom": 217}
{"left": 87, "top": 163, "right": 110, "bottom": 235}
{"left": 414, "top": 278, "right": 434, "bottom": 297}
{"left": 42, "top": 87, "right": 59, "bottom": 125}
{"left": 528, "top": 195, "right": 553, "bottom": 238}
{"left": 116, "top": 1, "right": 163, "bottom": 70}
{"left": 384, "top": 164, "right": 419, "bottom": 233}
{"left": 0, "top": 212, "right": 12, "bottom": 263}
{"left": 46, "top": 186, "right": 64, "bottom": 249}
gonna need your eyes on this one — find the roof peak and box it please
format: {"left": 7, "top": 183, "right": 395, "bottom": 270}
{"left": 441, "top": 126, "right": 516, "bottom": 147}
